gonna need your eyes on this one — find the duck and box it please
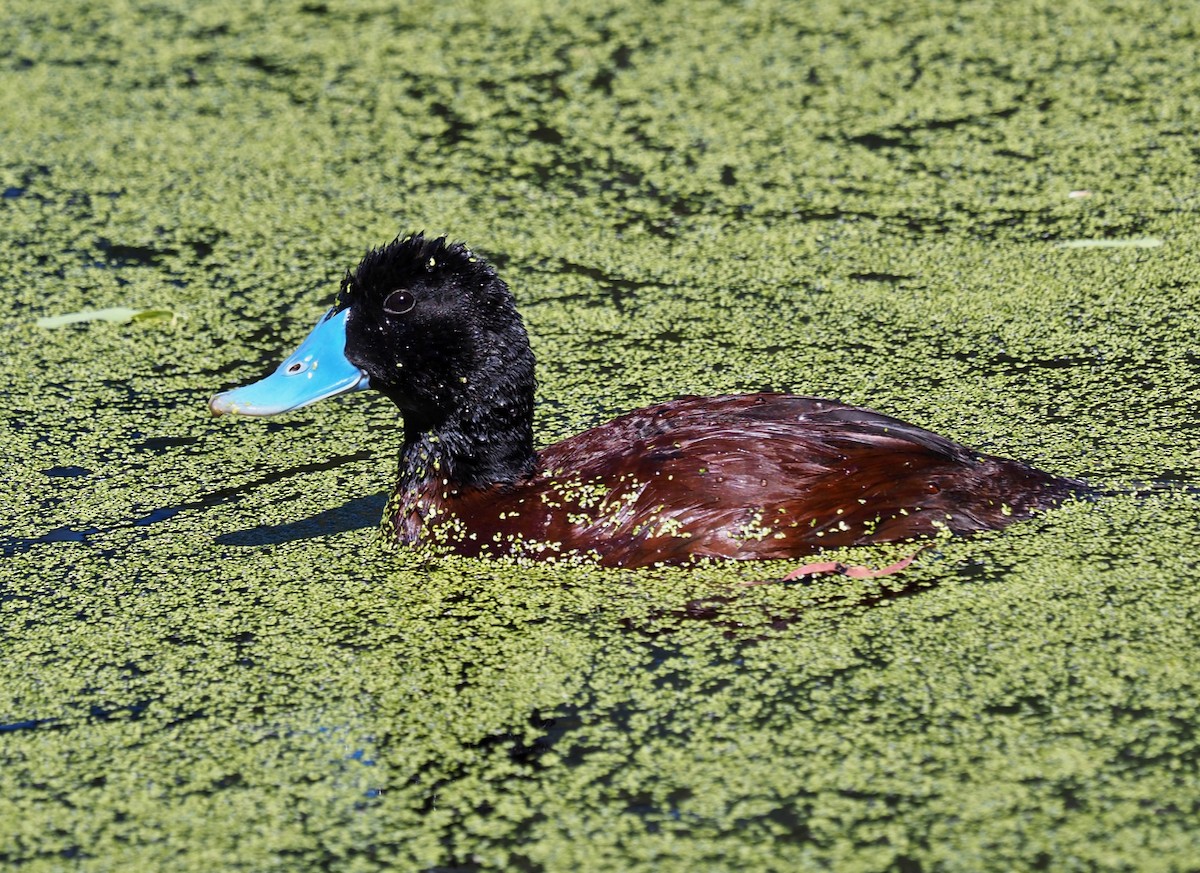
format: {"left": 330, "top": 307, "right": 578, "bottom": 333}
{"left": 209, "top": 233, "right": 1084, "bottom": 569}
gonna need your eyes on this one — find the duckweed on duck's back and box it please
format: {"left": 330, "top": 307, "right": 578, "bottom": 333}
{"left": 211, "top": 233, "right": 1085, "bottom": 567}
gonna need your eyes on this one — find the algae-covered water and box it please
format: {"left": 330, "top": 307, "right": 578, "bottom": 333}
{"left": 3, "top": 1, "right": 1200, "bottom": 870}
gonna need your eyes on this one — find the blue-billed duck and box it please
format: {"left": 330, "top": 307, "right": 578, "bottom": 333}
{"left": 210, "top": 233, "right": 1082, "bottom": 568}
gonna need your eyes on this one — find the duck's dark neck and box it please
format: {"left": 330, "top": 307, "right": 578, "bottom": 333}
{"left": 395, "top": 390, "right": 537, "bottom": 493}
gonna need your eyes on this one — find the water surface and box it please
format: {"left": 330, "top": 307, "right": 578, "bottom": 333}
{"left": 2, "top": 1, "right": 1199, "bottom": 870}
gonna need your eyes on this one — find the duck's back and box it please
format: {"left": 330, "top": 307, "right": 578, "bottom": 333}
{"left": 522, "top": 394, "right": 1078, "bottom": 567}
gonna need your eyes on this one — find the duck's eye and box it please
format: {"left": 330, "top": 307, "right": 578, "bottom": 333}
{"left": 383, "top": 289, "right": 416, "bottom": 316}
{"left": 285, "top": 361, "right": 308, "bottom": 375}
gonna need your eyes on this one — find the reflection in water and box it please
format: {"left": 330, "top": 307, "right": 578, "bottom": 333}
{"left": 622, "top": 562, "right": 941, "bottom": 640}
{"left": 624, "top": 551, "right": 960, "bottom": 642}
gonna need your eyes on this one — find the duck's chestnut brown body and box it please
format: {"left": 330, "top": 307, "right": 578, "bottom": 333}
{"left": 211, "top": 233, "right": 1083, "bottom": 569}
{"left": 387, "top": 393, "right": 1078, "bottom": 568}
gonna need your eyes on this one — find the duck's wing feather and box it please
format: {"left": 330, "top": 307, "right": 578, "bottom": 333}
{"left": 533, "top": 394, "right": 1077, "bottom": 567}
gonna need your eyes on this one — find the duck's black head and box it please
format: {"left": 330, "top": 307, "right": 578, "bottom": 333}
{"left": 336, "top": 235, "right": 533, "bottom": 429}
{"left": 210, "top": 233, "right": 538, "bottom": 487}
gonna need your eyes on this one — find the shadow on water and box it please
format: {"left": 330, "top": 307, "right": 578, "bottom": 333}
{"left": 0, "top": 451, "right": 377, "bottom": 557}
{"left": 215, "top": 492, "right": 387, "bottom": 546}
{"left": 120, "top": 449, "right": 377, "bottom": 534}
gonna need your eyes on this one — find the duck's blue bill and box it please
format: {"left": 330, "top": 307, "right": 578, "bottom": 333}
{"left": 208, "top": 309, "right": 369, "bottom": 416}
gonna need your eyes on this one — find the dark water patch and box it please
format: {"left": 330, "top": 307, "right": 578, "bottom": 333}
{"left": 133, "top": 506, "right": 183, "bottom": 527}
{"left": 736, "top": 201, "right": 875, "bottom": 225}
{"left": 1100, "top": 476, "right": 1200, "bottom": 493}
{"left": 43, "top": 465, "right": 93, "bottom": 478}
{"left": 131, "top": 435, "right": 200, "bottom": 453}
{"left": 0, "top": 718, "right": 59, "bottom": 734}
{"left": 896, "top": 214, "right": 954, "bottom": 237}
{"left": 793, "top": 206, "right": 859, "bottom": 223}
{"left": 963, "top": 352, "right": 1096, "bottom": 373}
{"left": 848, "top": 131, "right": 917, "bottom": 151}
{"left": 243, "top": 318, "right": 299, "bottom": 347}
{"left": 96, "top": 378, "right": 195, "bottom": 413}
{"left": 1, "top": 524, "right": 102, "bottom": 557}
{"left": 244, "top": 54, "right": 297, "bottom": 77}
{"left": 430, "top": 101, "right": 472, "bottom": 146}
{"left": 841, "top": 101, "right": 1026, "bottom": 153}
{"left": 3, "top": 452, "right": 374, "bottom": 557}
{"left": 39, "top": 524, "right": 100, "bottom": 544}
{"left": 531, "top": 257, "right": 671, "bottom": 311}
{"left": 944, "top": 556, "right": 1007, "bottom": 587}
{"left": 188, "top": 239, "right": 214, "bottom": 259}
{"left": 529, "top": 124, "right": 563, "bottom": 145}
{"left": 263, "top": 419, "right": 317, "bottom": 434}
{"left": 589, "top": 41, "right": 636, "bottom": 94}
{"left": 850, "top": 271, "right": 915, "bottom": 283}
{"left": 203, "top": 318, "right": 309, "bottom": 379}
{"left": 216, "top": 492, "right": 386, "bottom": 545}
{"left": 623, "top": 563, "right": 940, "bottom": 640}
{"left": 524, "top": 705, "right": 583, "bottom": 762}
{"left": 95, "top": 237, "right": 175, "bottom": 267}
{"left": 203, "top": 355, "right": 279, "bottom": 378}
{"left": 127, "top": 449, "right": 373, "bottom": 527}
{"left": 466, "top": 706, "right": 580, "bottom": 772}
{"left": 89, "top": 698, "right": 152, "bottom": 723}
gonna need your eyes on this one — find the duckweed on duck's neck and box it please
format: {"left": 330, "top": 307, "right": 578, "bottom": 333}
{"left": 392, "top": 380, "right": 537, "bottom": 494}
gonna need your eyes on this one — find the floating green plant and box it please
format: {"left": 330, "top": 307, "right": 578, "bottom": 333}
{"left": 1057, "top": 237, "right": 1164, "bottom": 249}
{"left": 35, "top": 307, "right": 178, "bottom": 328}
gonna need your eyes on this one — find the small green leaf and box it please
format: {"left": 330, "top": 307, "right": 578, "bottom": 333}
{"left": 1057, "top": 238, "right": 1163, "bottom": 249}
{"left": 36, "top": 307, "right": 177, "bottom": 328}
{"left": 129, "top": 309, "right": 178, "bottom": 325}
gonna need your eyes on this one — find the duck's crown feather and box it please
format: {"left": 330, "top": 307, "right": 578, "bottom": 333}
{"left": 335, "top": 232, "right": 492, "bottom": 311}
